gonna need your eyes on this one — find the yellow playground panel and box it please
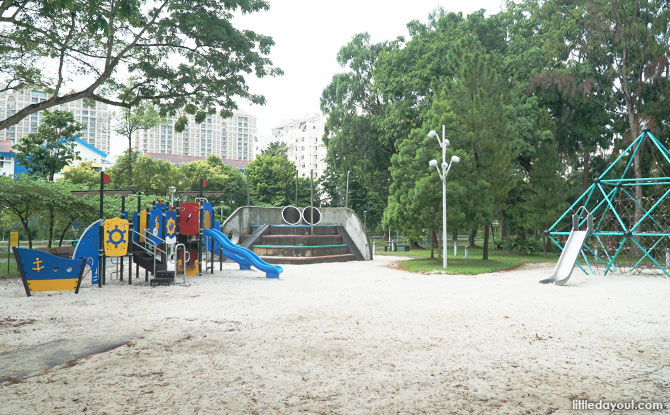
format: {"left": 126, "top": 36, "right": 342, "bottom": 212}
{"left": 138, "top": 210, "right": 147, "bottom": 242}
{"left": 177, "top": 260, "right": 199, "bottom": 276}
{"left": 104, "top": 217, "right": 129, "bottom": 257}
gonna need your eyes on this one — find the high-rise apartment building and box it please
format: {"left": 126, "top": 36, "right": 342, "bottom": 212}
{"left": 270, "top": 113, "right": 327, "bottom": 178}
{"left": 0, "top": 90, "right": 112, "bottom": 154}
{"left": 133, "top": 111, "right": 256, "bottom": 161}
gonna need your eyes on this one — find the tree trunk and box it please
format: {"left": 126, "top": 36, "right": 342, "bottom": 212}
{"left": 47, "top": 207, "right": 54, "bottom": 249}
{"left": 57, "top": 220, "right": 73, "bottom": 247}
{"left": 437, "top": 231, "right": 442, "bottom": 259}
{"left": 583, "top": 150, "right": 591, "bottom": 192}
{"left": 483, "top": 225, "right": 490, "bottom": 260}
{"left": 469, "top": 229, "right": 477, "bottom": 247}
{"left": 430, "top": 228, "right": 435, "bottom": 259}
{"left": 128, "top": 136, "right": 133, "bottom": 187}
{"left": 18, "top": 218, "right": 33, "bottom": 249}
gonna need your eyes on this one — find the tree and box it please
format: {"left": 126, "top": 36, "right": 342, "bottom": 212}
{"left": 60, "top": 162, "right": 100, "bottom": 189}
{"left": 179, "top": 155, "right": 246, "bottom": 210}
{"left": 513, "top": 0, "right": 670, "bottom": 224}
{"left": 12, "top": 110, "right": 85, "bottom": 247}
{"left": 0, "top": 0, "right": 281, "bottom": 131}
{"left": 384, "top": 97, "right": 472, "bottom": 257}
{"left": 261, "top": 141, "right": 289, "bottom": 158}
{"left": 13, "top": 110, "right": 83, "bottom": 181}
{"left": 115, "top": 102, "right": 160, "bottom": 186}
{"left": 0, "top": 176, "right": 46, "bottom": 248}
{"left": 247, "top": 152, "right": 311, "bottom": 206}
{"left": 106, "top": 153, "right": 180, "bottom": 196}
{"left": 48, "top": 182, "right": 99, "bottom": 247}
{"left": 443, "top": 35, "right": 515, "bottom": 259}
{"left": 320, "top": 33, "right": 394, "bottom": 227}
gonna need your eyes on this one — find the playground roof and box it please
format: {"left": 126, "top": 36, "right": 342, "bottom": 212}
{"left": 0, "top": 140, "right": 12, "bottom": 155}
{"left": 176, "top": 191, "right": 228, "bottom": 197}
{"left": 71, "top": 189, "right": 136, "bottom": 197}
{"left": 145, "top": 152, "right": 249, "bottom": 170}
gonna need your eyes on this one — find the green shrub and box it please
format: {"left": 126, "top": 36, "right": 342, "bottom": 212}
{"left": 503, "top": 235, "right": 540, "bottom": 255}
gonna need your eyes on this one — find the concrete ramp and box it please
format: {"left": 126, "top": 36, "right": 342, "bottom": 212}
{"left": 540, "top": 230, "right": 589, "bottom": 285}
{"left": 0, "top": 335, "right": 138, "bottom": 382}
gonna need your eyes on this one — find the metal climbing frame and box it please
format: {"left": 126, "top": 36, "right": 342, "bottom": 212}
{"left": 547, "top": 129, "right": 670, "bottom": 278}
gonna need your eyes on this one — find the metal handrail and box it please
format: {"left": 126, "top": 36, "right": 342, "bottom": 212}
{"left": 173, "top": 243, "right": 188, "bottom": 284}
{"left": 129, "top": 228, "right": 166, "bottom": 277}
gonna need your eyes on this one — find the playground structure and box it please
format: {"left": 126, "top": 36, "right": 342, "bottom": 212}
{"left": 543, "top": 128, "right": 670, "bottom": 284}
{"left": 221, "top": 206, "right": 371, "bottom": 264}
{"left": 12, "top": 178, "right": 283, "bottom": 296}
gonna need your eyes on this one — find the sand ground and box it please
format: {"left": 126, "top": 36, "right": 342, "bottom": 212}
{"left": 0, "top": 256, "right": 669, "bottom": 414}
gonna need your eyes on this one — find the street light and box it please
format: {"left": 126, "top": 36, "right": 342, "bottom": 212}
{"left": 168, "top": 186, "right": 176, "bottom": 206}
{"left": 345, "top": 170, "right": 351, "bottom": 209}
{"left": 428, "top": 125, "right": 460, "bottom": 269}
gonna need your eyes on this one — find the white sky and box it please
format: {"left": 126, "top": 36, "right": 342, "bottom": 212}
{"left": 110, "top": 0, "right": 504, "bottom": 156}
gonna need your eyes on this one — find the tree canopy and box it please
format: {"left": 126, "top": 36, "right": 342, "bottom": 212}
{"left": 322, "top": 1, "right": 669, "bottom": 256}
{"left": 13, "top": 110, "right": 83, "bottom": 181}
{"left": 0, "top": 0, "right": 281, "bottom": 131}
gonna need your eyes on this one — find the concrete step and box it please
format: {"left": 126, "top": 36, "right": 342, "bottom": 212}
{"left": 260, "top": 253, "right": 357, "bottom": 264}
{"left": 252, "top": 244, "right": 350, "bottom": 257}
{"left": 252, "top": 224, "right": 339, "bottom": 236}
{"left": 259, "top": 234, "right": 343, "bottom": 246}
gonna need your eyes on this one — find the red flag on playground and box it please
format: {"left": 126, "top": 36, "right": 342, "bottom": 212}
{"left": 202, "top": 178, "right": 207, "bottom": 188}
{"left": 103, "top": 173, "right": 110, "bottom": 184}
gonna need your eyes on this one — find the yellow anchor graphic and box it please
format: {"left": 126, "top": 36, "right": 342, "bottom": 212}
{"left": 32, "top": 257, "right": 44, "bottom": 272}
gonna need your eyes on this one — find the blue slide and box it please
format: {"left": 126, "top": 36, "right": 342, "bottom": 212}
{"left": 203, "top": 228, "right": 283, "bottom": 278}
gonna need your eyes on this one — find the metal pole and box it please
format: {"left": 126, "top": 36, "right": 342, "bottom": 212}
{"left": 246, "top": 171, "right": 250, "bottom": 206}
{"left": 120, "top": 196, "right": 125, "bottom": 282}
{"left": 666, "top": 248, "right": 669, "bottom": 270}
{"left": 310, "top": 169, "right": 314, "bottom": 235}
{"left": 345, "top": 170, "right": 350, "bottom": 208}
{"left": 454, "top": 242, "right": 457, "bottom": 257}
{"left": 98, "top": 171, "right": 104, "bottom": 287}
{"left": 442, "top": 167, "right": 447, "bottom": 269}
{"left": 363, "top": 211, "right": 367, "bottom": 231}
{"left": 295, "top": 168, "right": 298, "bottom": 206}
{"left": 442, "top": 125, "right": 448, "bottom": 269}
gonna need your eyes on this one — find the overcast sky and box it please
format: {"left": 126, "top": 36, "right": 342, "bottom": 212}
{"left": 110, "top": 0, "right": 504, "bottom": 155}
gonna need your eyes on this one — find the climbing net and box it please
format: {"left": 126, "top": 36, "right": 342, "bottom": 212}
{"left": 547, "top": 130, "right": 670, "bottom": 278}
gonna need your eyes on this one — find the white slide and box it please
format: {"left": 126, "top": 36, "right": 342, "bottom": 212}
{"left": 539, "top": 230, "right": 589, "bottom": 286}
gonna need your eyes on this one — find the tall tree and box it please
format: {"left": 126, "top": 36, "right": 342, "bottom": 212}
{"left": 247, "top": 152, "right": 311, "bottom": 206}
{"left": 13, "top": 110, "right": 83, "bottom": 181}
{"left": 443, "top": 35, "right": 515, "bottom": 259}
{"left": 515, "top": 0, "right": 670, "bottom": 220}
{"left": 115, "top": 102, "right": 160, "bottom": 186}
{"left": 179, "top": 155, "right": 246, "bottom": 209}
{"left": 0, "top": 176, "right": 47, "bottom": 248}
{"left": 61, "top": 162, "right": 102, "bottom": 189}
{"left": 261, "top": 141, "right": 289, "bottom": 158}
{"left": 0, "top": 0, "right": 281, "bottom": 131}
{"left": 320, "top": 33, "right": 392, "bottom": 209}
{"left": 106, "top": 153, "right": 180, "bottom": 196}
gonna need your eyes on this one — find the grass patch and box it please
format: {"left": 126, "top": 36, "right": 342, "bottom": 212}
{"left": 0, "top": 261, "right": 20, "bottom": 279}
{"left": 378, "top": 245, "right": 558, "bottom": 275}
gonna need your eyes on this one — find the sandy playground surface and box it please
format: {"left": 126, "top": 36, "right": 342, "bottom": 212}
{"left": 0, "top": 256, "right": 669, "bottom": 414}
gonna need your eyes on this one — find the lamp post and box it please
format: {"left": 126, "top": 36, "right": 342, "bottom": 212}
{"left": 363, "top": 210, "right": 367, "bottom": 231}
{"left": 345, "top": 170, "right": 350, "bottom": 209}
{"left": 168, "top": 186, "right": 176, "bottom": 206}
{"left": 428, "top": 125, "right": 460, "bottom": 269}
